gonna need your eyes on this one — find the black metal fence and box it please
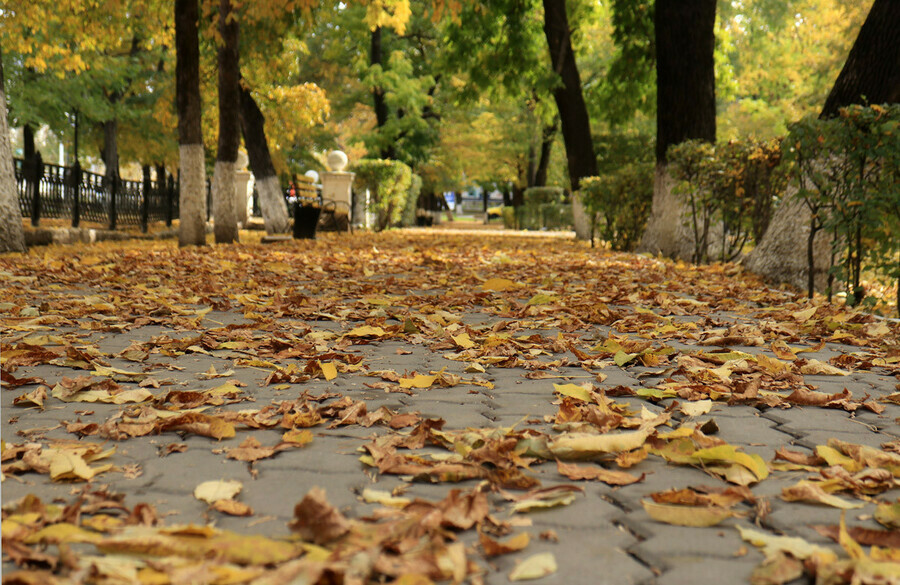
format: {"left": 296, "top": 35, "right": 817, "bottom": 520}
{"left": 14, "top": 154, "right": 178, "bottom": 232}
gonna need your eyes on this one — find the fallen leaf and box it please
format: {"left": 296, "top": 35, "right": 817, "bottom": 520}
{"left": 641, "top": 500, "right": 734, "bottom": 527}
{"left": 194, "top": 480, "right": 243, "bottom": 504}
{"left": 509, "top": 552, "right": 557, "bottom": 581}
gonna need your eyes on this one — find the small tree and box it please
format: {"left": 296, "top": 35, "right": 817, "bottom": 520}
{"left": 579, "top": 166, "right": 653, "bottom": 251}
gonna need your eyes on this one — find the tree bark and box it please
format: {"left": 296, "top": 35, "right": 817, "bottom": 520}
{"left": 176, "top": 0, "right": 207, "bottom": 246}
{"left": 637, "top": 0, "right": 716, "bottom": 259}
{"left": 212, "top": 0, "right": 241, "bottom": 244}
{"left": 0, "top": 52, "right": 27, "bottom": 253}
{"left": 370, "top": 26, "right": 396, "bottom": 160}
{"left": 821, "top": 0, "right": 900, "bottom": 118}
{"left": 239, "top": 83, "right": 290, "bottom": 234}
{"left": 542, "top": 0, "right": 597, "bottom": 239}
{"left": 23, "top": 124, "right": 35, "bottom": 160}
{"left": 745, "top": 0, "right": 899, "bottom": 290}
{"left": 533, "top": 118, "right": 558, "bottom": 187}
{"left": 102, "top": 118, "right": 119, "bottom": 179}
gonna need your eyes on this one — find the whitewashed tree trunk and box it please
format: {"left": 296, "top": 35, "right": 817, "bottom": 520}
{"left": 255, "top": 175, "right": 290, "bottom": 234}
{"left": 637, "top": 163, "right": 694, "bottom": 260}
{"left": 212, "top": 160, "right": 239, "bottom": 243}
{"left": 743, "top": 194, "right": 832, "bottom": 293}
{"left": 0, "top": 60, "right": 27, "bottom": 253}
{"left": 571, "top": 193, "right": 590, "bottom": 240}
{"left": 178, "top": 143, "right": 207, "bottom": 247}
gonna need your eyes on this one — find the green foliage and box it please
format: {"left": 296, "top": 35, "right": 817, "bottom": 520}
{"left": 352, "top": 158, "right": 413, "bottom": 231}
{"left": 783, "top": 104, "right": 900, "bottom": 307}
{"left": 579, "top": 165, "right": 652, "bottom": 252}
{"left": 401, "top": 173, "right": 423, "bottom": 227}
{"left": 515, "top": 187, "right": 572, "bottom": 230}
{"left": 668, "top": 138, "right": 785, "bottom": 263}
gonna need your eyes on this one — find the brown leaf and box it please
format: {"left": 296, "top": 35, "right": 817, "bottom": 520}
{"left": 289, "top": 487, "right": 351, "bottom": 544}
{"left": 812, "top": 524, "right": 900, "bottom": 548}
{"left": 480, "top": 531, "right": 530, "bottom": 557}
{"left": 556, "top": 460, "right": 644, "bottom": 485}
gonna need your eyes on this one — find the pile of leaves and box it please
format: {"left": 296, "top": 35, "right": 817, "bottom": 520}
{"left": 2, "top": 231, "right": 899, "bottom": 584}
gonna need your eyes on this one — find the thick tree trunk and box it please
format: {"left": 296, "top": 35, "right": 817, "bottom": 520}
{"left": 746, "top": 0, "right": 899, "bottom": 290}
{"left": 542, "top": 0, "right": 597, "bottom": 239}
{"left": 0, "top": 53, "right": 27, "bottom": 253}
{"left": 239, "top": 84, "right": 290, "bottom": 234}
{"left": 821, "top": 0, "right": 900, "bottom": 118}
{"left": 638, "top": 0, "right": 716, "bottom": 259}
{"left": 212, "top": 0, "right": 241, "bottom": 244}
{"left": 176, "top": 0, "right": 207, "bottom": 246}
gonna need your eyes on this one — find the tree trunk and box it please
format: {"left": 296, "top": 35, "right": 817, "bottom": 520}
{"left": 745, "top": 0, "right": 899, "bottom": 290}
{"left": 821, "top": 0, "right": 900, "bottom": 118}
{"left": 23, "top": 124, "right": 35, "bottom": 160}
{"left": 212, "top": 0, "right": 241, "bottom": 244}
{"left": 370, "top": 26, "right": 396, "bottom": 160}
{"left": 0, "top": 52, "right": 27, "bottom": 253}
{"left": 176, "top": 0, "right": 207, "bottom": 246}
{"left": 637, "top": 0, "right": 716, "bottom": 259}
{"left": 542, "top": 0, "right": 597, "bottom": 239}
{"left": 239, "top": 83, "right": 290, "bottom": 234}
{"left": 102, "top": 118, "right": 119, "bottom": 179}
{"left": 533, "top": 118, "right": 557, "bottom": 187}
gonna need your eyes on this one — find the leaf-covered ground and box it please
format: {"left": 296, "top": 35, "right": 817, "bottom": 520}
{"left": 1, "top": 230, "right": 899, "bottom": 585}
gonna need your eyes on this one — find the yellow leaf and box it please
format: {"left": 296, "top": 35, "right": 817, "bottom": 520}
{"left": 642, "top": 500, "right": 733, "bottom": 527}
{"left": 262, "top": 261, "right": 293, "bottom": 273}
{"left": 194, "top": 480, "right": 243, "bottom": 504}
{"left": 451, "top": 333, "right": 476, "bottom": 349}
{"left": 481, "top": 277, "right": 518, "bottom": 292}
{"left": 345, "top": 325, "right": 387, "bottom": 338}
{"left": 680, "top": 399, "right": 713, "bottom": 417}
{"left": 361, "top": 488, "right": 411, "bottom": 508}
{"left": 319, "top": 361, "right": 338, "bottom": 381}
{"left": 282, "top": 429, "right": 314, "bottom": 446}
{"left": 399, "top": 372, "right": 438, "bottom": 389}
{"left": 549, "top": 427, "right": 653, "bottom": 460}
{"left": 509, "top": 552, "right": 557, "bottom": 581}
{"left": 553, "top": 383, "right": 593, "bottom": 402}
{"left": 793, "top": 306, "right": 818, "bottom": 322}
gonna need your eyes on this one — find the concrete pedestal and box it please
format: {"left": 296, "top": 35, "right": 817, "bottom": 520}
{"left": 321, "top": 171, "right": 354, "bottom": 221}
{"left": 235, "top": 170, "right": 252, "bottom": 225}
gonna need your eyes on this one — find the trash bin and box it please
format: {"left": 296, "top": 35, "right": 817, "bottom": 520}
{"left": 293, "top": 198, "right": 322, "bottom": 239}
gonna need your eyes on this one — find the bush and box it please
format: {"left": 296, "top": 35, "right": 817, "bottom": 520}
{"left": 783, "top": 104, "right": 900, "bottom": 306}
{"left": 352, "top": 159, "right": 413, "bottom": 231}
{"left": 579, "top": 164, "right": 653, "bottom": 251}
{"left": 667, "top": 138, "right": 785, "bottom": 263}
{"left": 515, "top": 187, "right": 571, "bottom": 230}
{"left": 401, "top": 174, "right": 422, "bottom": 227}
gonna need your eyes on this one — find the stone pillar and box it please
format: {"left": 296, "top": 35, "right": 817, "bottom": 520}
{"left": 234, "top": 170, "right": 251, "bottom": 225}
{"left": 320, "top": 151, "right": 354, "bottom": 226}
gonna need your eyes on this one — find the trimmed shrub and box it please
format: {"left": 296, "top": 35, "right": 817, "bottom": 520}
{"left": 517, "top": 187, "right": 571, "bottom": 230}
{"left": 401, "top": 174, "right": 423, "bottom": 227}
{"left": 579, "top": 163, "right": 653, "bottom": 251}
{"left": 352, "top": 159, "right": 413, "bottom": 231}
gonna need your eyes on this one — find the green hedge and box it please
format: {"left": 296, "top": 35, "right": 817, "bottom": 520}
{"left": 352, "top": 159, "right": 413, "bottom": 231}
{"left": 579, "top": 164, "right": 653, "bottom": 251}
{"left": 783, "top": 104, "right": 900, "bottom": 307}
{"left": 513, "top": 187, "right": 572, "bottom": 230}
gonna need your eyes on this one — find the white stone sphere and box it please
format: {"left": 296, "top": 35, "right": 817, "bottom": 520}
{"left": 327, "top": 150, "right": 348, "bottom": 172}
{"left": 304, "top": 170, "right": 320, "bottom": 183}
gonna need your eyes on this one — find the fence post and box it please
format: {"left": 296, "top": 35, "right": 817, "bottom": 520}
{"left": 29, "top": 152, "right": 44, "bottom": 227}
{"left": 166, "top": 174, "right": 175, "bottom": 227}
{"left": 69, "top": 161, "right": 82, "bottom": 228}
{"left": 141, "top": 165, "right": 152, "bottom": 233}
{"left": 108, "top": 173, "right": 118, "bottom": 230}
